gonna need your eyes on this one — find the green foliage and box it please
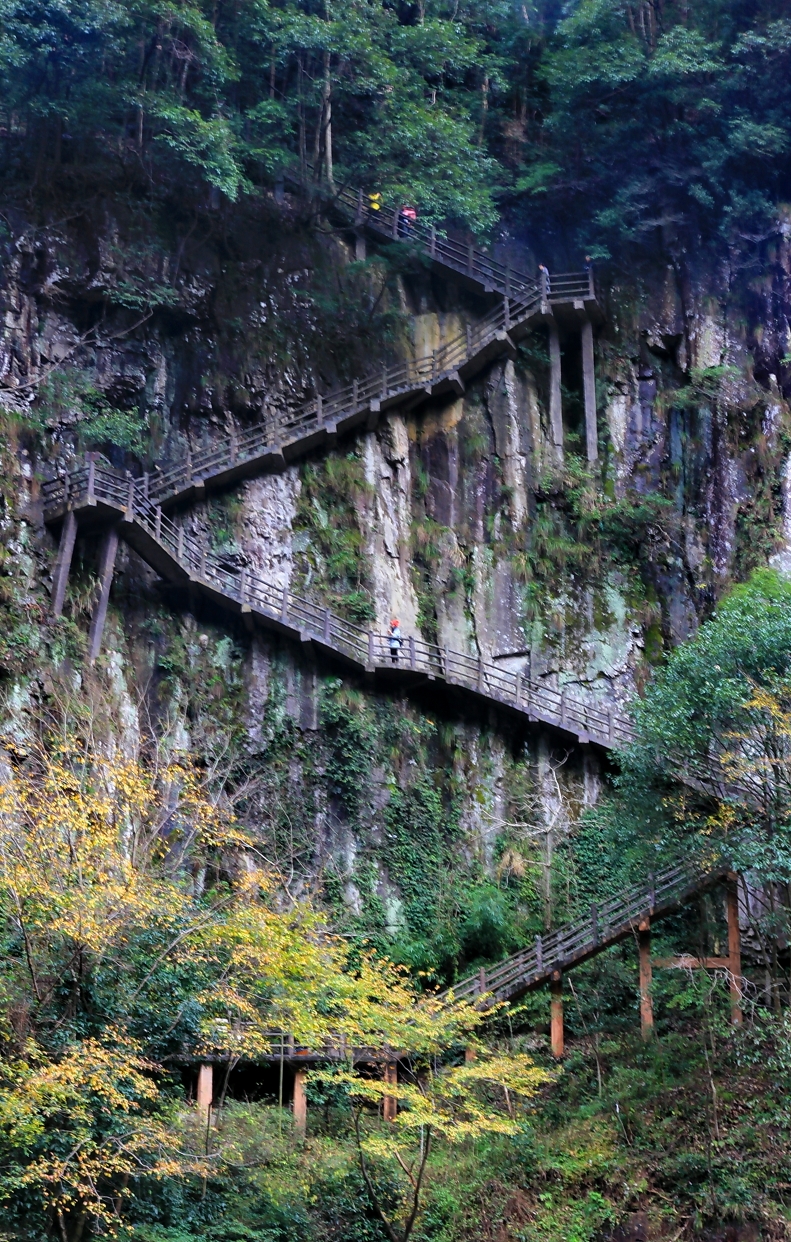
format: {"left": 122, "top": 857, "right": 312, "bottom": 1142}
{"left": 294, "top": 453, "right": 375, "bottom": 625}
{"left": 30, "top": 369, "right": 149, "bottom": 457}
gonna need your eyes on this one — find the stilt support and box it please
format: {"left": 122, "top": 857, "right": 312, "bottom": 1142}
{"left": 293, "top": 1068, "right": 308, "bottom": 1136}
{"left": 581, "top": 318, "right": 598, "bottom": 462}
{"left": 550, "top": 970, "right": 564, "bottom": 1058}
{"left": 383, "top": 1061, "right": 398, "bottom": 1122}
{"left": 638, "top": 917, "right": 653, "bottom": 1040}
{"left": 87, "top": 526, "right": 120, "bottom": 662}
{"left": 197, "top": 1063, "right": 213, "bottom": 1121}
{"left": 548, "top": 321, "right": 563, "bottom": 461}
{"left": 51, "top": 511, "right": 78, "bottom": 617}
{"left": 726, "top": 873, "right": 743, "bottom": 1026}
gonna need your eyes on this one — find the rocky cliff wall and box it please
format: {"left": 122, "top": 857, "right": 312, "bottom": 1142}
{"left": 1, "top": 191, "right": 789, "bottom": 976}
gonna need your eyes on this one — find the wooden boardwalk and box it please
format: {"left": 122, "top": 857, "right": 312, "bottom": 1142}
{"left": 445, "top": 859, "right": 731, "bottom": 1007}
{"left": 44, "top": 273, "right": 593, "bottom": 516}
{"left": 43, "top": 455, "right": 635, "bottom": 751}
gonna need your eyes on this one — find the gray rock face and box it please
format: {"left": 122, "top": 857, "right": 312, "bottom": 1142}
{"left": 2, "top": 204, "right": 791, "bottom": 916}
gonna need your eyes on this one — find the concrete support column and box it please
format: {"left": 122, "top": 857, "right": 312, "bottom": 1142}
{"left": 638, "top": 918, "right": 653, "bottom": 1040}
{"left": 550, "top": 971, "right": 564, "bottom": 1058}
{"left": 51, "top": 511, "right": 78, "bottom": 617}
{"left": 581, "top": 318, "right": 598, "bottom": 462}
{"left": 293, "top": 1068, "right": 308, "bottom": 1137}
{"left": 548, "top": 321, "right": 563, "bottom": 461}
{"left": 355, "top": 232, "right": 366, "bottom": 261}
{"left": 197, "top": 1063, "right": 213, "bottom": 1121}
{"left": 727, "top": 874, "right": 743, "bottom": 1026}
{"left": 383, "top": 1061, "right": 398, "bottom": 1122}
{"left": 87, "top": 526, "right": 120, "bottom": 663}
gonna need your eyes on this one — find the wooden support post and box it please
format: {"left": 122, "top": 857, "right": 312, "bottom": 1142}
{"left": 581, "top": 319, "right": 598, "bottom": 463}
{"left": 293, "top": 1068, "right": 308, "bottom": 1137}
{"left": 638, "top": 917, "right": 653, "bottom": 1041}
{"left": 197, "top": 1063, "right": 213, "bottom": 1121}
{"left": 550, "top": 971, "right": 564, "bottom": 1058}
{"left": 727, "top": 874, "right": 743, "bottom": 1026}
{"left": 87, "top": 526, "right": 120, "bottom": 663}
{"left": 383, "top": 1062, "right": 398, "bottom": 1122}
{"left": 548, "top": 320, "right": 563, "bottom": 461}
{"left": 51, "top": 510, "right": 78, "bottom": 617}
{"left": 464, "top": 1046, "right": 477, "bottom": 1063}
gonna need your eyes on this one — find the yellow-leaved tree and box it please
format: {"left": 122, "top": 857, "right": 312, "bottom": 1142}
{"left": 0, "top": 734, "right": 547, "bottom": 1240}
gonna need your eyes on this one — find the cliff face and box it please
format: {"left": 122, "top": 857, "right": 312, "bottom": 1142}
{"left": 1, "top": 192, "right": 789, "bottom": 968}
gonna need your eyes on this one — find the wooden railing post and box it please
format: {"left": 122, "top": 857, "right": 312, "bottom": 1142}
{"left": 280, "top": 586, "right": 289, "bottom": 623}
{"left": 550, "top": 972, "right": 564, "bottom": 1058}
{"left": 86, "top": 454, "right": 96, "bottom": 505}
{"left": 154, "top": 507, "right": 162, "bottom": 542}
{"left": 197, "top": 1063, "right": 213, "bottom": 1122}
{"left": 239, "top": 567, "right": 247, "bottom": 605}
{"left": 467, "top": 242, "right": 474, "bottom": 276}
{"left": 383, "top": 1062, "right": 398, "bottom": 1122}
{"left": 353, "top": 378, "right": 358, "bottom": 411}
{"left": 323, "top": 608, "right": 331, "bottom": 642}
{"left": 591, "top": 904, "right": 599, "bottom": 947}
{"left": 409, "top": 634, "right": 416, "bottom": 669}
{"left": 293, "top": 1069, "right": 308, "bottom": 1137}
{"left": 368, "top": 631, "right": 374, "bottom": 665}
{"left": 638, "top": 918, "right": 653, "bottom": 1040}
{"left": 515, "top": 668, "right": 522, "bottom": 707}
{"left": 429, "top": 226, "right": 436, "bottom": 258}
{"left": 536, "top": 934, "right": 543, "bottom": 973}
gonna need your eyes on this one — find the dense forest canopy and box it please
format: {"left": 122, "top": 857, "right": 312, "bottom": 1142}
{"left": 2, "top": 0, "right": 791, "bottom": 256}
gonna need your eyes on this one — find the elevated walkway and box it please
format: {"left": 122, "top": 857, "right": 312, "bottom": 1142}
{"left": 43, "top": 455, "right": 634, "bottom": 751}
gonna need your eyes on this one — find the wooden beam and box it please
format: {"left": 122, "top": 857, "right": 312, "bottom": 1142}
{"left": 383, "top": 1061, "right": 398, "bottom": 1122}
{"left": 293, "top": 1068, "right": 308, "bottom": 1137}
{"left": 727, "top": 873, "right": 743, "bottom": 1026}
{"left": 548, "top": 321, "right": 563, "bottom": 460}
{"left": 581, "top": 319, "right": 598, "bottom": 462}
{"left": 51, "top": 510, "right": 78, "bottom": 617}
{"left": 87, "top": 526, "right": 120, "bottom": 662}
{"left": 638, "top": 918, "right": 653, "bottom": 1041}
{"left": 197, "top": 1063, "right": 213, "bottom": 1121}
{"left": 550, "top": 971, "right": 564, "bottom": 1058}
{"left": 654, "top": 955, "right": 731, "bottom": 969}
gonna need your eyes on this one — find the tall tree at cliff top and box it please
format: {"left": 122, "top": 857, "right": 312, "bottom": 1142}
{"left": 3, "top": 0, "right": 790, "bottom": 248}
{"left": 504, "top": 0, "right": 791, "bottom": 259}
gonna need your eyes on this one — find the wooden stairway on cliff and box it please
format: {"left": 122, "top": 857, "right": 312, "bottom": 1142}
{"left": 43, "top": 454, "right": 634, "bottom": 751}
{"left": 180, "top": 859, "right": 742, "bottom": 1087}
{"left": 44, "top": 271, "right": 592, "bottom": 517}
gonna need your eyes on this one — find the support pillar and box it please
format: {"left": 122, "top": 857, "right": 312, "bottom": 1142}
{"left": 51, "top": 511, "right": 78, "bottom": 617}
{"left": 638, "top": 918, "right": 653, "bottom": 1040}
{"left": 197, "top": 1063, "right": 213, "bottom": 1121}
{"left": 581, "top": 318, "right": 598, "bottom": 462}
{"left": 550, "top": 971, "right": 564, "bottom": 1058}
{"left": 355, "top": 231, "right": 366, "bottom": 261}
{"left": 293, "top": 1068, "right": 307, "bottom": 1137}
{"left": 548, "top": 321, "right": 563, "bottom": 461}
{"left": 726, "top": 874, "right": 743, "bottom": 1026}
{"left": 383, "top": 1061, "right": 398, "bottom": 1122}
{"left": 464, "top": 1046, "right": 477, "bottom": 1063}
{"left": 87, "top": 526, "right": 120, "bottom": 663}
